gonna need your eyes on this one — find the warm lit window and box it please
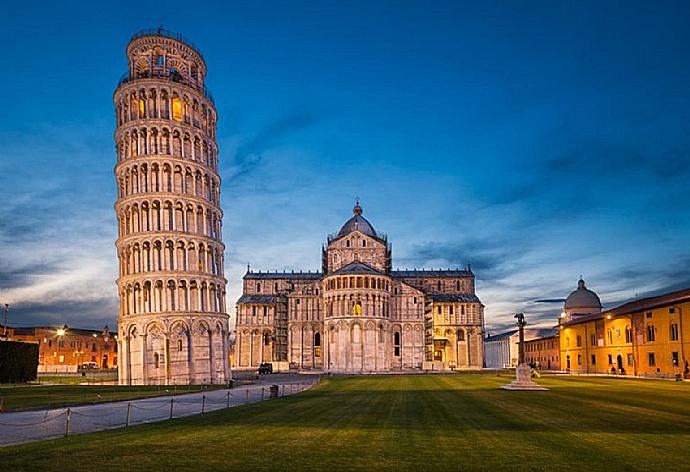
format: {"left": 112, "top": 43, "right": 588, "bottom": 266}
{"left": 352, "top": 302, "right": 362, "bottom": 316}
{"left": 172, "top": 95, "right": 182, "bottom": 122}
{"left": 625, "top": 326, "right": 633, "bottom": 343}
{"left": 139, "top": 98, "right": 145, "bottom": 118}
{"left": 58, "top": 355, "right": 64, "bottom": 363}
{"left": 672, "top": 352, "right": 679, "bottom": 367}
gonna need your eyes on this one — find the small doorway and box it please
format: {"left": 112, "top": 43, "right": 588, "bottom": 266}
{"left": 102, "top": 354, "right": 109, "bottom": 369}
{"left": 566, "top": 355, "right": 571, "bottom": 370}
{"left": 616, "top": 354, "right": 624, "bottom": 374}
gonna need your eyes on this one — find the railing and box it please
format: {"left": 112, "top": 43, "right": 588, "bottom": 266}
{"left": 116, "top": 69, "right": 215, "bottom": 105}
{"left": 130, "top": 28, "right": 205, "bottom": 61}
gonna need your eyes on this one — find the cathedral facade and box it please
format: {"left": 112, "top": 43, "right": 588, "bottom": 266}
{"left": 235, "top": 203, "right": 485, "bottom": 373}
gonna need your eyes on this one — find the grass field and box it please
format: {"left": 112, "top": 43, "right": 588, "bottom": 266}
{"left": 0, "top": 383, "right": 225, "bottom": 411}
{"left": 1, "top": 374, "right": 690, "bottom": 471}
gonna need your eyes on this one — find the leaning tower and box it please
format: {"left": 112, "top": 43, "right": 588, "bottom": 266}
{"left": 113, "top": 29, "right": 229, "bottom": 385}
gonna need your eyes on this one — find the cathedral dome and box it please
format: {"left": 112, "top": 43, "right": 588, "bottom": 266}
{"left": 337, "top": 202, "right": 377, "bottom": 238}
{"left": 564, "top": 278, "right": 602, "bottom": 312}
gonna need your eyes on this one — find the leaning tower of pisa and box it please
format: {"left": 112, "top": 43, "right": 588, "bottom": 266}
{"left": 113, "top": 29, "right": 229, "bottom": 385}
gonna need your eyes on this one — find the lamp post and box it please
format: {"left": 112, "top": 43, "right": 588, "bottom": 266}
{"left": 2, "top": 304, "right": 9, "bottom": 338}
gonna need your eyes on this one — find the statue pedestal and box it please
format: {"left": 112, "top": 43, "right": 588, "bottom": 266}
{"left": 500, "top": 364, "right": 549, "bottom": 391}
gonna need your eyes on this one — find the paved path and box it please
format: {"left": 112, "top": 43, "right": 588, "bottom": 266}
{"left": 0, "top": 380, "right": 317, "bottom": 447}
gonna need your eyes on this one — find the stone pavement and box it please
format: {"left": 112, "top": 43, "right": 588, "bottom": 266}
{"left": 0, "top": 379, "right": 317, "bottom": 447}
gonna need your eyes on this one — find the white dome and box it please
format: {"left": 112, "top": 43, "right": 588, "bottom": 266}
{"left": 564, "top": 278, "right": 601, "bottom": 311}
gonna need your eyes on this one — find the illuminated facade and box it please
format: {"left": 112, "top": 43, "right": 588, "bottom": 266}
{"left": 114, "top": 30, "right": 229, "bottom": 385}
{"left": 235, "top": 202, "right": 485, "bottom": 373}
{"left": 559, "top": 285, "right": 690, "bottom": 379}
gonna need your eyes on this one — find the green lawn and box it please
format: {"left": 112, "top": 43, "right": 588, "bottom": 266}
{"left": 0, "top": 384, "right": 225, "bottom": 411}
{"left": 2, "top": 374, "right": 690, "bottom": 471}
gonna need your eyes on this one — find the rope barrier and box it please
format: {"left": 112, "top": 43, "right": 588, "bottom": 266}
{"left": 0, "top": 411, "right": 67, "bottom": 427}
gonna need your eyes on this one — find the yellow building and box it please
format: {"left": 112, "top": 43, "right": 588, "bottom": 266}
{"left": 560, "top": 287, "right": 690, "bottom": 378}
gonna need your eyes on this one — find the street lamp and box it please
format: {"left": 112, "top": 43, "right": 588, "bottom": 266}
{"left": 2, "top": 304, "right": 9, "bottom": 338}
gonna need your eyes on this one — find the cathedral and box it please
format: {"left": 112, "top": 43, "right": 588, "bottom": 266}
{"left": 235, "top": 202, "right": 485, "bottom": 373}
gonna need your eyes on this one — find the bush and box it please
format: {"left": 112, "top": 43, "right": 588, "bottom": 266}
{"left": 0, "top": 341, "right": 39, "bottom": 383}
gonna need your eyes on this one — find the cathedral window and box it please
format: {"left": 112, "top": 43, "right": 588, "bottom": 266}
{"left": 252, "top": 306, "right": 256, "bottom": 316}
{"left": 394, "top": 332, "right": 401, "bottom": 356}
{"left": 352, "top": 302, "right": 362, "bottom": 316}
{"left": 263, "top": 306, "right": 268, "bottom": 316}
{"left": 257, "top": 283, "right": 261, "bottom": 293}
{"left": 154, "top": 352, "right": 160, "bottom": 369}
{"left": 314, "top": 332, "right": 321, "bottom": 347}
{"left": 458, "top": 330, "right": 465, "bottom": 341}
{"left": 346, "top": 240, "right": 350, "bottom": 247}
{"left": 449, "top": 306, "right": 454, "bottom": 315}
{"left": 264, "top": 333, "right": 271, "bottom": 346}
{"left": 363, "top": 240, "right": 366, "bottom": 247}
{"left": 437, "top": 306, "right": 441, "bottom": 315}
{"left": 177, "top": 339, "right": 183, "bottom": 352}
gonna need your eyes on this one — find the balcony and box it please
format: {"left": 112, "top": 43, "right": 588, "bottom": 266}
{"left": 116, "top": 69, "right": 215, "bottom": 105}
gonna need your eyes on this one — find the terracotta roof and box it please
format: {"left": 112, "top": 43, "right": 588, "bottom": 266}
{"left": 609, "top": 287, "right": 690, "bottom": 315}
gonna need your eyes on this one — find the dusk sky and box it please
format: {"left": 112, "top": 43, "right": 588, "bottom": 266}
{"left": 1, "top": 1, "right": 689, "bottom": 333}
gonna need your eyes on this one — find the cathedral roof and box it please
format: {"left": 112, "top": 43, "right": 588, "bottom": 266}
{"left": 391, "top": 268, "right": 473, "bottom": 278}
{"left": 330, "top": 261, "right": 384, "bottom": 276}
{"left": 336, "top": 202, "right": 378, "bottom": 239}
{"left": 244, "top": 271, "right": 322, "bottom": 280}
{"left": 428, "top": 293, "right": 482, "bottom": 304}
{"left": 237, "top": 295, "right": 281, "bottom": 304}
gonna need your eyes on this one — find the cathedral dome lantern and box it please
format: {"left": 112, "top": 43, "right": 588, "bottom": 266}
{"left": 337, "top": 201, "right": 378, "bottom": 239}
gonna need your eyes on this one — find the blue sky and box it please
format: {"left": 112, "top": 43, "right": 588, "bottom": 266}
{"left": 1, "top": 1, "right": 689, "bottom": 332}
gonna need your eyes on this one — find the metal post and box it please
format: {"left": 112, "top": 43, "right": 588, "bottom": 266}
{"left": 282, "top": 385, "right": 285, "bottom": 396}
{"left": 245, "top": 389, "right": 249, "bottom": 403}
{"left": 261, "top": 388, "right": 265, "bottom": 401}
{"left": 65, "top": 408, "right": 71, "bottom": 437}
{"left": 202, "top": 395, "right": 206, "bottom": 414}
{"left": 2, "top": 304, "right": 8, "bottom": 338}
{"left": 226, "top": 391, "right": 231, "bottom": 408}
{"left": 126, "top": 402, "right": 132, "bottom": 427}
{"left": 169, "top": 398, "right": 174, "bottom": 420}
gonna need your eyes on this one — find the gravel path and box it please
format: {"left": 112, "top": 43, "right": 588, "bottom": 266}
{"left": 0, "top": 380, "right": 316, "bottom": 447}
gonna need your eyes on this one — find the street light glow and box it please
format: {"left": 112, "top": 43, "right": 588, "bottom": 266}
{"left": 56, "top": 328, "right": 65, "bottom": 336}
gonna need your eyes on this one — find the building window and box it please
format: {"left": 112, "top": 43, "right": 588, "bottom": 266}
{"left": 627, "top": 353, "right": 634, "bottom": 366}
{"left": 177, "top": 339, "right": 183, "bottom": 352}
{"left": 576, "top": 335, "right": 582, "bottom": 347}
{"left": 577, "top": 355, "right": 582, "bottom": 365}
{"left": 394, "top": 332, "right": 401, "bottom": 357}
{"left": 413, "top": 297, "right": 417, "bottom": 304}
{"left": 437, "top": 306, "right": 441, "bottom": 315}
{"left": 670, "top": 323, "right": 679, "bottom": 341}
{"left": 591, "top": 354, "right": 596, "bottom": 365}
{"left": 449, "top": 306, "right": 454, "bottom": 315}
{"left": 646, "top": 325, "right": 655, "bottom": 342}
{"left": 607, "top": 330, "right": 612, "bottom": 345}
{"left": 646, "top": 312, "right": 652, "bottom": 319}
{"left": 257, "top": 283, "right": 261, "bottom": 293}
{"left": 92, "top": 343, "right": 97, "bottom": 351}
{"left": 590, "top": 334, "right": 596, "bottom": 347}
{"left": 625, "top": 326, "right": 633, "bottom": 343}
{"left": 314, "top": 332, "right": 321, "bottom": 347}
{"left": 648, "top": 352, "right": 655, "bottom": 366}
{"left": 672, "top": 351, "right": 679, "bottom": 367}
{"left": 58, "top": 355, "right": 64, "bottom": 363}
{"left": 608, "top": 354, "right": 613, "bottom": 365}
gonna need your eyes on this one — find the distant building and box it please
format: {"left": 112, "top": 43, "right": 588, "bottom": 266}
{"left": 525, "top": 333, "right": 560, "bottom": 370}
{"left": 235, "top": 202, "right": 485, "bottom": 373}
{"left": 485, "top": 328, "right": 557, "bottom": 368}
{"left": 1, "top": 325, "right": 117, "bottom": 373}
{"left": 559, "top": 284, "right": 690, "bottom": 378}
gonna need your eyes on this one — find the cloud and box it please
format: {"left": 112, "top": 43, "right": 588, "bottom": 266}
{"left": 7, "top": 297, "right": 118, "bottom": 330}
{"left": 223, "top": 108, "right": 326, "bottom": 184}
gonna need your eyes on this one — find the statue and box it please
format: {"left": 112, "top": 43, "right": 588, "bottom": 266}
{"left": 500, "top": 313, "right": 548, "bottom": 391}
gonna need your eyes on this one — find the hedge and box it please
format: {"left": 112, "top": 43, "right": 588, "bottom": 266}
{"left": 0, "top": 341, "right": 39, "bottom": 383}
